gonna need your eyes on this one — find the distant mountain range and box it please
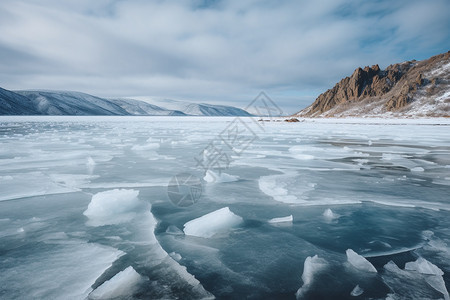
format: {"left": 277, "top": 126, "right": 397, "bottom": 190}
{"left": 0, "top": 88, "right": 252, "bottom": 116}
{"left": 295, "top": 51, "right": 450, "bottom": 118}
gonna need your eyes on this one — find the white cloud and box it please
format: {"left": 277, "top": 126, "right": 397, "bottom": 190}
{"left": 0, "top": 0, "right": 449, "bottom": 113}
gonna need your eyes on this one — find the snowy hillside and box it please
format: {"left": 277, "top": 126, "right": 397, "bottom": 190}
{"left": 16, "top": 90, "right": 130, "bottom": 116}
{"left": 137, "top": 98, "right": 253, "bottom": 116}
{"left": 0, "top": 87, "right": 39, "bottom": 115}
{"left": 108, "top": 98, "right": 186, "bottom": 116}
{"left": 0, "top": 87, "right": 251, "bottom": 116}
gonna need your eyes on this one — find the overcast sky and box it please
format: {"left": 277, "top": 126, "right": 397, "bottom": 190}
{"left": 0, "top": 0, "right": 449, "bottom": 114}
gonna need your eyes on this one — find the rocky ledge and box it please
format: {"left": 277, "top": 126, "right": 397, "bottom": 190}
{"left": 296, "top": 51, "right": 450, "bottom": 117}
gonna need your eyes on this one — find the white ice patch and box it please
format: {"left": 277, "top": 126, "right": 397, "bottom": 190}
{"left": 296, "top": 255, "right": 327, "bottom": 299}
{"left": 268, "top": 215, "right": 293, "bottom": 224}
{"left": 203, "top": 170, "right": 239, "bottom": 183}
{"left": 169, "top": 252, "right": 182, "bottom": 261}
{"left": 183, "top": 207, "right": 243, "bottom": 238}
{"left": 86, "top": 156, "right": 96, "bottom": 166}
{"left": 131, "top": 142, "right": 160, "bottom": 151}
{"left": 346, "top": 249, "right": 377, "bottom": 273}
{"left": 83, "top": 189, "right": 142, "bottom": 226}
{"left": 405, "top": 257, "right": 444, "bottom": 276}
{"left": 289, "top": 144, "right": 364, "bottom": 160}
{"left": 89, "top": 266, "right": 145, "bottom": 299}
{"left": 258, "top": 174, "right": 299, "bottom": 203}
{"left": 323, "top": 208, "right": 340, "bottom": 221}
{"left": 350, "top": 284, "right": 364, "bottom": 297}
{"left": 411, "top": 166, "right": 425, "bottom": 172}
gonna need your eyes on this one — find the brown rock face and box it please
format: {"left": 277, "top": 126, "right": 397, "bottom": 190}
{"left": 296, "top": 51, "right": 450, "bottom": 117}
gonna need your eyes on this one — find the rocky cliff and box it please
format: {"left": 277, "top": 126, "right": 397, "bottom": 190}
{"left": 296, "top": 51, "right": 450, "bottom": 117}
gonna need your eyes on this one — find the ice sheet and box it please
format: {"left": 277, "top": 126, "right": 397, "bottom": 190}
{"left": 0, "top": 172, "right": 79, "bottom": 201}
{"left": 1, "top": 116, "right": 449, "bottom": 299}
{"left": 0, "top": 242, "right": 124, "bottom": 300}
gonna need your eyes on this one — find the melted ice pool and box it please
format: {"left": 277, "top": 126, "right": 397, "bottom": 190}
{"left": 0, "top": 116, "right": 449, "bottom": 299}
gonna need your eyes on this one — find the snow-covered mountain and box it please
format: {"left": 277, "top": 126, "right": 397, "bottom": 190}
{"left": 0, "top": 88, "right": 251, "bottom": 116}
{"left": 134, "top": 98, "right": 252, "bottom": 116}
{"left": 108, "top": 98, "right": 186, "bottom": 116}
{"left": 16, "top": 90, "right": 130, "bottom": 116}
{"left": 0, "top": 87, "right": 39, "bottom": 115}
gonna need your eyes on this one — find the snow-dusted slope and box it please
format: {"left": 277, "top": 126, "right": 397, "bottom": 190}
{"left": 16, "top": 90, "right": 130, "bottom": 116}
{"left": 0, "top": 87, "right": 251, "bottom": 116}
{"left": 141, "top": 98, "right": 252, "bottom": 116}
{"left": 0, "top": 87, "right": 39, "bottom": 115}
{"left": 108, "top": 98, "right": 186, "bottom": 116}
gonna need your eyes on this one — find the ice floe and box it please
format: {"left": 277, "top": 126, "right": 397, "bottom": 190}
{"left": 296, "top": 255, "right": 328, "bottom": 299}
{"left": 184, "top": 207, "right": 243, "bottom": 238}
{"left": 346, "top": 249, "right": 377, "bottom": 273}
{"left": 268, "top": 215, "right": 293, "bottom": 224}
{"left": 83, "top": 189, "right": 143, "bottom": 226}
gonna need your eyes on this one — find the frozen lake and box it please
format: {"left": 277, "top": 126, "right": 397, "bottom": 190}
{"left": 1, "top": 116, "right": 449, "bottom": 299}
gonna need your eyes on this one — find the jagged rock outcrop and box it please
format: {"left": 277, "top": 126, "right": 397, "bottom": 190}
{"left": 296, "top": 51, "right": 450, "bottom": 117}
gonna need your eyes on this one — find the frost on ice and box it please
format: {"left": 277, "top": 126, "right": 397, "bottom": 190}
{"left": 346, "top": 249, "right": 377, "bottom": 273}
{"left": 183, "top": 207, "right": 243, "bottom": 238}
